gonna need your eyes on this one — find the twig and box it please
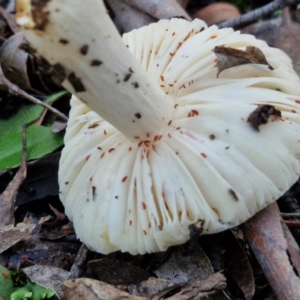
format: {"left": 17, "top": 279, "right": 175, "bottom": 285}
{"left": 243, "top": 203, "right": 300, "bottom": 299}
{"left": 218, "top": 0, "right": 297, "bottom": 29}
{"left": 2, "top": 76, "right": 68, "bottom": 122}
{"left": 284, "top": 220, "right": 300, "bottom": 228}
{"left": 281, "top": 212, "right": 300, "bottom": 217}
{"left": 281, "top": 220, "right": 300, "bottom": 274}
{"left": 69, "top": 244, "right": 89, "bottom": 279}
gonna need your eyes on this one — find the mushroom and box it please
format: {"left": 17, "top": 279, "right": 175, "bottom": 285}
{"left": 16, "top": 0, "right": 300, "bottom": 254}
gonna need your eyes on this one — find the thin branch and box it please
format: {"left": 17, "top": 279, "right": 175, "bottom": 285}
{"left": 281, "top": 212, "right": 300, "bottom": 217}
{"left": 2, "top": 76, "right": 69, "bottom": 122}
{"left": 218, "top": 0, "right": 297, "bottom": 29}
{"left": 243, "top": 203, "right": 300, "bottom": 299}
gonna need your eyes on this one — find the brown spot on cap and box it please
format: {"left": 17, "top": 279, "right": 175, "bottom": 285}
{"left": 80, "top": 44, "right": 89, "bottom": 55}
{"left": 68, "top": 72, "right": 86, "bottom": 92}
{"left": 135, "top": 113, "right": 141, "bottom": 119}
{"left": 123, "top": 73, "right": 132, "bottom": 82}
{"left": 59, "top": 38, "right": 69, "bottom": 45}
{"left": 229, "top": 189, "right": 239, "bottom": 201}
{"left": 132, "top": 82, "right": 139, "bottom": 88}
{"left": 209, "top": 134, "right": 215, "bottom": 140}
{"left": 90, "top": 59, "right": 102, "bottom": 66}
{"left": 52, "top": 63, "right": 66, "bottom": 85}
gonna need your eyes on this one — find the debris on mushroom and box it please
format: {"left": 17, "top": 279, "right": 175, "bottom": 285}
{"left": 213, "top": 45, "right": 274, "bottom": 76}
{"left": 247, "top": 104, "right": 282, "bottom": 131}
{"left": 16, "top": 0, "right": 300, "bottom": 254}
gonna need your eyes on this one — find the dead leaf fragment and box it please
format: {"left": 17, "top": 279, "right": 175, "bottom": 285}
{"left": 213, "top": 45, "right": 273, "bottom": 76}
{"left": 23, "top": 265, "right": 71, "bottom": 299}
{"left": 247, "top": 104, "right": 281, "bottom": 131}
{"left": 156, "top": 272, "right": 227, "bottom": 300}
{"left": 88, "top": 259, "right": 152, "bottom": 285}
{"left": 61, "top": 278, "right": 146, "bottom": 300}
{"left": 0, "top": 33, "right": 35, "bottom": 92}
{"left": 224, "top": 230, "right": 254, "bottom": 300}
{"left": 128, "top": 277, "right": 173, "bottom": 297}
{"left": 154, "top": 245, "right": 213, "bottom": 284}
{"left": 0, "top": 216, "right": 35, "bottom": 253}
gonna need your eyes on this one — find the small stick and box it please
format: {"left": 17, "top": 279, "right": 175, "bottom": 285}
{"left": 218, "top": 0, "right": 294, "bottom": 29}
{"left": 281, "top": 212, "right": 300, "bottom": 217}
{"left": 69, "top": 244, "right": 89, "bottom": 279}
{"left": 284, "top": 220, "right": 300, "bottom": 229}
{"left": 243, "top": 203, "right": 300, "bottom": 299}
{"left": 2, "top": 76, "right": 68, "bottom": 121}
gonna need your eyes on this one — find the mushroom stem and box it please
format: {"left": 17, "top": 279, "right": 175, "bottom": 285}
{"left": 16, "top": 0, "right": 173, "bottom": 142}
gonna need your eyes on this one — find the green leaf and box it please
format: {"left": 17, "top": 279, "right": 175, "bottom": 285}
{"left": 11, "top": 283, "right": 55, "bottom": 300}
{"left": 0, "top": 91, "right": 67, "bottom": 141}
{"left": 0, "top": 91, "right": 67, "bottom": 172}
{"left": 0, "top": 126, "right": 64, "bottom": 172}
{"left": 0, "top": 265, "right": 14, "bottom": 300}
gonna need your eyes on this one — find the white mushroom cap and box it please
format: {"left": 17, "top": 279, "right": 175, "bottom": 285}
{"left": 16, "top": 0, "right": 300, "bottom": 254}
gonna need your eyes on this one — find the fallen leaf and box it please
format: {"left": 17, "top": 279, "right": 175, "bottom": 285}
{"left": 0, "top": 33, "right": 35, "bottom": 92}
{"left": 51, "top": 120, "right": 67, "bottom": 133}
{"left": 154, "top": 245, "right": 213, "bottom": 284}
{"left": 23, "top": 265, "right": 71, "bottom": 299}
{"left": 88, "top": 259, "right": 152, "bottom": 285}
{"left": 153, "top": 272, "right": 227, "bottom": 300}
{"left": 224, "top": 230, "right": 254, "bottom": 300}
{"left": 128, "top": 277, "right": 173, "bottom": 297}
{"left": 213, "top": 45, "right": 273, "bottom": 76}
{"left": 247, "top": 104, "right": 281, "bottom": 131}
{"left": 0, "top": 214, "right": 35, "bottom": 253}
{"left": 8, "top": 240, "right": 79, "bottom": 270}
{"left": 61, "top": 278, "right": 145, "bottom": 300}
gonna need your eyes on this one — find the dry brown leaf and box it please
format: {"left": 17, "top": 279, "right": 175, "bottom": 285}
{"left": 153, "top": 245, "right": 213, "bottom": 284}
{"left": 88, "top": 259, "right": 152, "bottom": 285}
{"left": 213, "top": 45, "right": 273, "bottom": 76}
{"left": 224, "top": 230, "right": 254, "bottom": 300}
{"left": 163, "top": 272, "right": 227, "bottom": 300}
{"left": 0, "top": 6, "right": 20, "bottom": 33}
{"left": 0, "top": 215, "right": 35, "bottom": 253}
{"left": 24, "top": 265, "right": 71, "bottom": 299}
{"left": 0, "top": 33, "right": 35, "bottom": 92}
{"left": 247, "top": 104, "right": 281, "bottom": 131}
{"left": 128, "top": 277, "right": 174, "bottom": 297}
{"left": 61, "top": 278, "right": 146, "bottom": 300}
